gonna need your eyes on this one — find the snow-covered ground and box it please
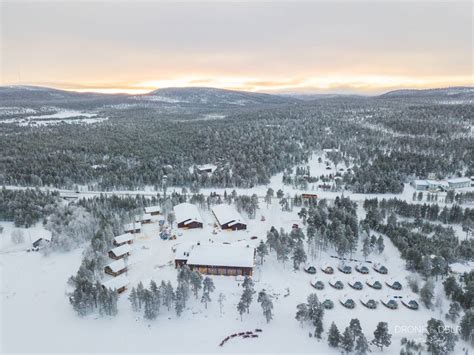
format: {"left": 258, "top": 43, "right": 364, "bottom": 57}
{"left": 0, "top": 108, "right": 107, "bottom": 126}
{"left": 1, "top": 151, "right": 472, "bottom": 353}
{"left": 1, "top": 196, "right": 466, "bottom": 354}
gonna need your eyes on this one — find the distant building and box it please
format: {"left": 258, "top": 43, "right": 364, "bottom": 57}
{"left": 135, "top": 213, "right": 152, "bottom": 224}
{"left": 447, "top": 177, "right": 471, "bottom": 189}
{"left": 102, "top": 274, "right": 129, "bottom": 293}
{"left": 212, "top": 204, "right": 247, "bottom": 230}
{"left": 174, "top": 242, "right": 255, "bottom": 276}
{"left": 195, "top": 164, "right": 217, "bottom": 174}
{"left": 413, "top": 180, "right": 429, "bottom": 191}
{"left": 104, "top": 259, "right": 127, "bottom": 277}
{"left": 32, "top": 230, "right": 52, "bottom": 248}
{"left": 113, "top": 233, "right": 134, "bottom": 247}
{"left": 174, "top": 203, "right": 203, "bottom": 229}
{"left": 108, "top": 244, "right": 131, "bottom": 260}
{"left": 302, "top": 193, "right": 318, "bottom": 200}
{"left": 144, "top": 206, "right": 160, "bottom": 216}
{"left": 123, "top": 222, "right": 141, "bottom": 234}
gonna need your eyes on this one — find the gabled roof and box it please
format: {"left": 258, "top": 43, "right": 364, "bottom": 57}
{"left": 110, "top": 244, "right": 132, "bottom": 257}
{"left": 123, "top": 222, "right": 141, "bottom": 232}
{"left": 135, "top": 213, "right": 151, "bottom": 222}
{"left": 144, "top": 206, "right": 160, "bottom": 214}
{"left": 186, "top": 243, "right": 255, "bottom": 268}
{"left": 447, "top": 177, "right": 471, "bottom": 184}
{"left": 174, "top": 203, "right": 203, "bottom": 225}
{"left": 114, "top": 233, "right": 134, "bottom": 245}
{"left": 211, "top": 204, "right": 246, "bottom": 226}
{"left": 105, "top": 259, "right": 127, "bottom": 273}
{"left": 102, "top": 274, "right": 129, "bottom": 290}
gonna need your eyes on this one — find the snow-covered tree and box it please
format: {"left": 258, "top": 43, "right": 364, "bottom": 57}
{"left": 328, "top": 322, "right": 340, "bottom": 347}
{"left": 372, "top": 322, "right": 392, "bottom": 351}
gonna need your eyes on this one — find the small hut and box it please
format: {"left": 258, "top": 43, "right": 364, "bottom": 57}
{"left": 135, "top": 214, "right": 152, "bottom": 224}
{"left": 355, "top": 264, "right": 370, "bottom": 274}
{"left": 310, "top": 281, "right": 325, "bottom": 290}
{"left": 144, "top": 206, "right": 160, "bottom": 216}
{"left": 113, "top": 233, "right": 134, "bottom": 247}
{"left": 108, "top": 244, "right": 131, "bottom": 260}
{"left": 104, "top": 259, "right": 127, "bottom": 277}
{"left": 373, "top": 263, "right": 388, "bottom": 274}
{"left": 102, "top": 274, "right": 129, "bottom": 294}
{"left": 123, "top": 222, "right": 141, "bottom": 234}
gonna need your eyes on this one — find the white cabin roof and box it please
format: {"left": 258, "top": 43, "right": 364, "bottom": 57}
{"left": 110, "top": 244, "right": 132, "bottom": 257}
{"left": 106, "top": 259, "right": 127, "bottom": 273}
{"left": 114, "top": 233, "right": 134, "bottom": 244}
{"left": 212, "top": 204, "right": 246, "bottom": 226}
{"left": 123, "top": 222, "right": 141, "bottom": 232}
{"left": 102, "top": 274, "right": 129, "bottom": 290}
{"left": 144, "top": 206, "right": 160, "bottom": 214}
{"left": 174, "top": 203, "right": 203, "bottom": 225}
{"left": 448, "top": 177, "right": 471, "bottom": 184}
{"left": 186, "top": 243, "right": 255, "bottom": 268}
{"left": 135, "top": 213, "right": 151, "bottom": 222}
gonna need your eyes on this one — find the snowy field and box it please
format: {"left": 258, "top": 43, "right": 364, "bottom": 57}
{"left": 1, "top": 152, "right": 472, "bottom": 354}
{"left": 0, "top": 107, "right": 107, "bottom": 126}
{"left": 1, "top": 199, "right": 467, "bottom": 354}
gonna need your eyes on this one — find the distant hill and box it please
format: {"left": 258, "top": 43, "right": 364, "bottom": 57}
{"left": 132, "top": 87, "right": 298, "bottom": 106}
{"left": 380, "top": 87, "right": 474, "bottom": 99}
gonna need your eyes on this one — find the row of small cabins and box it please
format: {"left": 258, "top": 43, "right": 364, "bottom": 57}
{"left": 413, "top": 177, "right": 472, "bottom": 191}
{"left": 173, "top": 202, "right": 247, "bottom": 231}
{"left": 102, "top": 221, "right": 142, "bottom": 293}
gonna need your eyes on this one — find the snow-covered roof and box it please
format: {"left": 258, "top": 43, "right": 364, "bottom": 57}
{"left": 105, "top": 259, "right": 127, "bottom": 273}
{"left": 102, "top": 274, "right": 129, "bottom": 290}
{"left": 144, "top": 206, "right": 160, "bottom": 214}
{"left": 447, "top": 177, "right": 471, "bottom": 184}
{"left": 450, "top": 262, "right": 474, "bottom": 274}
{"left": 186, "top": 243, "right": 255, "bottom": 268}
{"left": 174, "top": 203, "right": 203, "bottom": 225}
{"left": 123, "top": 222, "right": 141, "bottom": 232}
{"left": 110, "top": 244, "right": 132, "bottom": 257}
{"left": 35, "top": 229, "right": 52, "bottom": 242}
{"left": 174, "top": 242, "right": 194, "bottom": 260}
{"left": 135, "top": 213, "right": 151, "bottom": 222}
{"left": 196, "top": 164, "right": 217, "bottom": 172}
{"left": 114, "top": 233, "right": 134, "bottom": 244}
{"left": 212, "top": 204, "right": 245, "bottom": 226}
{"left": 414, "top": 179, "right": 429, "bottom": 186}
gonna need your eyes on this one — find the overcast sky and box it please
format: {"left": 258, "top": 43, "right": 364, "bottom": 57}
{"left": 1, "top": 0, "right": 472, "bottom": 94}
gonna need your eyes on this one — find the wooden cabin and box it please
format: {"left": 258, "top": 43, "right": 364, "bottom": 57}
{"left": 102, "top": 274, "right": 129, "bottom": 294}
{"left": 175, "top": 242, "right": 255, "bottom": 276}
{"left": 135, "top": 213, "right": 152, "bottom": 224}
{"left": 211, "top": 205, "right": 247, "bottom": 231}
{"left": 104, "top": 259, "right": 127, "bottom": 277}
{"left": 108, "top": 244, "right": 131, "bottom": 260}
{"left": 113, "top": 233, "right": 134, "bottom": 247}
{"left": 123, "top": 222, "right": 141, "bottom": 234}
{"left": 144, "top": 206, "right": 160, "bottom": 216}
{"left": 174, "top": 203, "right": 203, "bottom": 229}
{"left": 302, "top": 193, "right": 318, "bottom": 200}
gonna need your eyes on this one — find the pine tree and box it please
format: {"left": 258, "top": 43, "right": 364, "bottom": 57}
{"left": 237, "top": 299, "right": 246, "bottom": 321}
{"left": 256, "top": 240, "right": 268, "bottom": 264}
{"left": 162, "top": 281, "right": 174, "bottom": 311}
{"left": 372, "top": 322, "right": 392, "bottom": 351}
{"left": 314, "top": 318, "right": 323, "bottom": 340}
{"left": 201, "top": 277, "right": 215, "bottom": 309}
{"left": 175, "top": 283, "right": 186, "bottom": 317}
{"left": 341, "top": 326, "right": 355, "bottom": 354}
{"left": 420, "top": 280, "right": 435, "bottom": 309}
{"left": 376, "top": 235, "right": 385, "bottom": 254}
{"left": 295, "top": 303, "right": 309, "bottom": 326}
{"left": 143, "top": 290, "right": 157, "bottom": 320}
{"left": 445, "top": 301, "right": 461, "bottom": 322}
{"left": 136, "top": 281, "right": 145, "bottom": 310}
{"left": 354, "top": 333, "right": 369, "bottom": 355}
{"left": 257, "top": 290, "right": 274, "bottom": 323}
{"left": 189, "top": 271, "right": 203, "bottom": 299}
{"left": 328, "top": 322, "right": 340, "bottom": 347}
{"left": 292, "top": 241, "right": 307, "bottom": 270}
{"left": 349, "top": 318, "right": 362, "bottom": 340}
{"left": 425, "top": 318, "right": 457, "bottom": 354}
{"left": 459, "top": 310, "right": 474, "bottom": 346}
{"left": 129, "top": 287, "right": 139, "bottom": 312}
{"left": 362, "top": 236, "right": 371, "bottom": 260}
{"left": 218, "top": 293, "right": 226, "bottom": 316}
